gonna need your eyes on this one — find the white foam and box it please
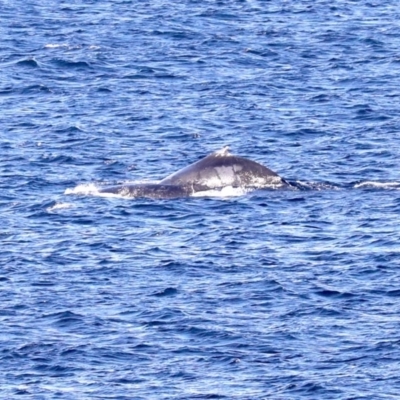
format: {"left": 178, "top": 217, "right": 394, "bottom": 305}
{"left": 64, "top": 183, "right": 100, "bottom": 196}
{"left": 47, "top": 202, "right": 72, "bottom": 212}
{"left": 65, "top": 183, "right": 129, "bottom": 199}
{"left": 191, "top": 186, "right": 249, "bottom": 198}
{"left": 354, "top": 181, "right": 400, "bottom": 189}
{"left": 44, "top": 43, "right": 100, "bottom": 50}
{"left": 45, "top": 44, "right": 64, "bottom": 49}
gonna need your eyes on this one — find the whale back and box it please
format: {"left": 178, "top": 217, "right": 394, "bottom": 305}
{"left": 99, "top": 183, "right": 192, "bottom": 199}
{"left": 160, "top": 147, "right": 285, "bottom": 191}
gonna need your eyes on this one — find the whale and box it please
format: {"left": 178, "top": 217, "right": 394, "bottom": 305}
{"left": 99, "top": 146, "right": 290, "bottom": 198}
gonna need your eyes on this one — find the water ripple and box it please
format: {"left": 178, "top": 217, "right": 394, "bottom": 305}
{"left": 1, "top": 0, "right": 400, "bottom": 398}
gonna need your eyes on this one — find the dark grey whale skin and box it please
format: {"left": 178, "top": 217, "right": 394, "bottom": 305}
{"left": 99, "top": 147, "right": 289, "bottom": 198}
{"left": 160, "top": 148, "right": 286, "bottom": 190}
{"left": 99, "top": 183, "right": 192, "bottom": 199}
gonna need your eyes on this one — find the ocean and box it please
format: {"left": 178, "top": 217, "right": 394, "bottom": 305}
{"left": 1, "top": 0, "right": 400, "bottom": 398}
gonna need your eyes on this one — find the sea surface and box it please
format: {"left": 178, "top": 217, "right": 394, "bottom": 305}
{"left": 1, "top": 1, "right": 400, "bottom": 399}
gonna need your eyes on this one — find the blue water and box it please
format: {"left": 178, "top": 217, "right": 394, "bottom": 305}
{"left": 2, "top": 1, "right": 400, "bottom": 398}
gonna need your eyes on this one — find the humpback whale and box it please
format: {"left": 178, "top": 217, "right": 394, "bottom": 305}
{"left": 99, "top": 146, "right": 289, "bottom": 199}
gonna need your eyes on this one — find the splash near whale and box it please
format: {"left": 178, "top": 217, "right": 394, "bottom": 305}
{"left": 68, "top": 147, "right": 291, "bottom": 199}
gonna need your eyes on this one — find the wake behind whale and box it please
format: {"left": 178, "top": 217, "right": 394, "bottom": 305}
{"left": 92, "top": 146, "right": 291, "bottom": 199}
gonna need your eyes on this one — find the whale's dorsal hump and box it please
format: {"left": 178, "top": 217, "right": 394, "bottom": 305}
{"left": 212, "top": 146, "right": 232, "bottom": 157}
{"left": 159, "top": 145, "right": 286, "bottom": 190}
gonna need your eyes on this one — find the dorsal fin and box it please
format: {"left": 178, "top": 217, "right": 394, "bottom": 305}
{"left": 212, "top": 146, "right": 231, "bottom": 157}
